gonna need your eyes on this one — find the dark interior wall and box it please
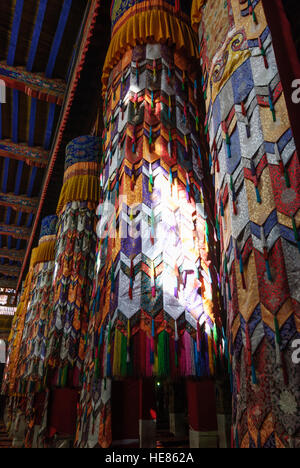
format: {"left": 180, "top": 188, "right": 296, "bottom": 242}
{"left": 262, "top": 0, "right": 300, "bottom": 156}
{"left": 0, "top": 363, "right": 4, "bottom": 383}
{"left": 282, "top": 0, "right": 300, "bottom": 60}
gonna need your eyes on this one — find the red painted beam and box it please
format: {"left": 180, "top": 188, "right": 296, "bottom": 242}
{"left": 0, "top": 192, "right": 38, "bottom": 214}
{"left": 0, "top": 224, "right": 31, "bottom": 240}
{"left": 0, "top": 62, "right": 66, "bottom": 105}
{"left": 0, "top": 248, "right": 25, "bottom": 262}
{"left": 0, "top": 140, "right": 49, "bottom": 167}
{"left": 0, "top": 264, "right": 20, "bottom": 277}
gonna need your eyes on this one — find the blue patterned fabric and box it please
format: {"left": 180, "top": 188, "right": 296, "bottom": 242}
{"left": 65, "top": 135, "right": 101, "bottom": 170}
{"left": 110, "top": 0, "right": 192, "bottom": 29}
{"left": 39, "top": 215, "right": 58, "bottom": 240}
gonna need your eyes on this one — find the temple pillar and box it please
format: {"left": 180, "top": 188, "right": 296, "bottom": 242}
{"left": 111, "top": 379, "right": 140, "bottom": 448}
{"left": 111, "top": 379, "right": 156, "bottom": 448}
{"left": 43, "top": 136, "right": 100, "bottom": 447}
{"left": 191, "top": 0, "right": 300, "bottom": 448}
{"left": 47, "top": 388, "right": 78, "bottom": 448}
{"left": 186, "top": 379, "right": 218, "bottom": 448}
{"left": 15, "top": 216, "right": 57, "bottom": 448}
{"left": 46, "top": 135, "right": 100, "bottom": 389}
{"left": 76, "top": 0, "right": 223, "bottom": 447}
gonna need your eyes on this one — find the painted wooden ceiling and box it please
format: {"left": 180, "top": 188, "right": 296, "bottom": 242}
{"left": 0, "top": 0, "right": 90, "bottom": 291}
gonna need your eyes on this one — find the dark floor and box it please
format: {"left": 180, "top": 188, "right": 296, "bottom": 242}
{"left": 156, "top": 429, "right": 189, "bottom": 448}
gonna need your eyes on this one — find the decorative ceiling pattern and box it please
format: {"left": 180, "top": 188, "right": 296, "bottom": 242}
{"left": 0, "top": 0, "right": 89, "bottom": 291}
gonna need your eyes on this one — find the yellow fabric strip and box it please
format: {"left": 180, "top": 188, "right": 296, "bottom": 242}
{"left": 38, "top": 234, "right": 56, "bottom": 245}
{"left": 63, "top": 161, "right": 99, "bottom": 184}
{"left": 8, "top": 262, "right": 35, "bottom": 394}
{"left": 191, "top": 0, "right": 206, "bottom": 32}
{"left": 102, "top": 8, "right": 199, "bottom": 94}
{"left": 56, "top": 174, "right": 100, "bottom": 215}
{"left": 32, "top": 240, "right": 56, "bottom": 266}
{"left": 112, "top": 0, "right": 191, "bottom": 37}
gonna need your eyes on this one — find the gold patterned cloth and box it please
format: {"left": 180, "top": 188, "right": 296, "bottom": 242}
{"left": 192, "top": 0, "right": 300, "bottom": 449}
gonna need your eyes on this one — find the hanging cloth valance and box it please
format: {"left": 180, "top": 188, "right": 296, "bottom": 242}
{"left": 102, "top": 8, "right": 199, "bottom": 94}
{"left": 56, "top": 175, "right": 100, "bottom": 215}
{"left": 31, "top": 240, "right": 56, "bottom": 266}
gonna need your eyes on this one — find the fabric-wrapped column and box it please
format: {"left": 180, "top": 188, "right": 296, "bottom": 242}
{"left": 76, "top": 0, "right": 223, "bottom": 449}
{"left": 46, "top": 135, "right": 100, "bottom": 389}
{"left": 0, "top": 219, "right": 56, "bottom": 449}
{"left": 2, "top": 266, "right": 35, "bottom": 398}
{"left": 97, "top": 0, "right": 221, "bottom": 382}
{"left": 186, "top": 379, "right": 218, "bottom": 448}
{"left": 192, "top": 0, "right": 300, "bottom": 448}
{"left": 1, "top": 297, "right": 25, "bottom": 434}
{"left": 14, "top": 215, "right": 57, "bottom": 448}
{"left": 1, "top": 247, "right": 40, "bottom": 445}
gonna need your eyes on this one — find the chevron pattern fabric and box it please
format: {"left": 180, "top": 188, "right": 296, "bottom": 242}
{"left": 46, "top": 136, "right": 100, "bottom": 389}
{"left": 1, "top": 300, "right": 23, "bottom": 396}
{"left": 94, "top": 2, "right": 221, "bottom": 382}
{"left": 12, "top": 217, "right": 57, "bottom": 448}
{"left": 192, "top": 0, "right": 300, "bottom": 449}
{"left": 94, "top": 41, "right": 221, "bottom": 379}
{"left": 0, "top": 217, "right": 57, "bottom": 444}
{"left": 15, "top": 216, "right": 57, "bottom": 396}
{"left": 75, "top": 0, "right": 223, "bottom": 449}
{"left": 16, "top": 258, "right": 55, "bottom": 393}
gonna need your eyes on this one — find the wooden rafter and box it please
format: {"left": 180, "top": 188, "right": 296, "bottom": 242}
{"left": 0, "top": 140, "right": 49, "bottom": 167}
{"left": 0, "top": 264, "right": 20, "bottom": 277}
{"left": 0, "top": 192, "right": 38, "bottom": 214}
{"left": 0, "top": 224, "right": 31, "bottom": 240}
{"left": 0, "top": 249, "right": 25, "bottom": 262}
{"left": 0, "top": 62, "right": 65, "bottom": 105}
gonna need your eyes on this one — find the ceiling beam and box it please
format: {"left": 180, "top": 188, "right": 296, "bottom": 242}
{"left": 0, "top": 140, "right": 49, "bottom": 167}
{"left": 26, "top": 0, "right": 49, "bottom": 72}
{"left": 16, "top": 0, "right": 104, "bottom": 294}
{"left": 0, "top": 62, "right": 65, "bottom": 105}
{"left": 0, "top": 248, "right": 25, "bottom": 262}
{"left": 0, "top": 224, "right": 31, "bottom": 240}
{"left": 0, "top": 264, "right": 20, "bottom": 277}
{"left": 45, "top": 0, "right": 73, "bottom": 79}
{"left": 0, "top": 279, "right": 17, "bottom": 289}
{"left": 7, "top": 0, "right": 25, "bottom": 67}
{"left": 0, "top": 192, "right": 38, "bottom": 214}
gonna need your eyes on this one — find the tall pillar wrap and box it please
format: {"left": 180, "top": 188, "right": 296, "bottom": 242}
{"left": 46, "top": 136, "right": 100, "bottom": 389}
{"left": 16, "top": 215, "right": 57, "bottom": 395}
{"left": 76, "top": 0, "right": 223, "bottom": 449}
{"left": 192, "top": 0, "right": 300, "bottom": 448}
